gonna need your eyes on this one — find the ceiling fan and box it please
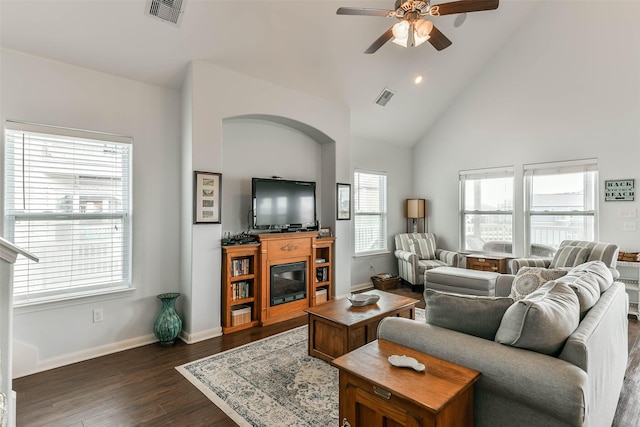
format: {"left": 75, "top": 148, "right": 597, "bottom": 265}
{"left": 337, "top": 0, "right": 499, "bottom": 53}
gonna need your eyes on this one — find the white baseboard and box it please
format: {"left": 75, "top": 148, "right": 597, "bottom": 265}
{"left": 333, "top": 283, "right": 375, "bottom": 301}
{"left": 180, "top": 327, "right": 222, "bottom": 344}
{"left": 16, "top": 334, "right": 157, "bottom": 378}
{"left": 351, "top": 282, "right": 375, "bottom": 292}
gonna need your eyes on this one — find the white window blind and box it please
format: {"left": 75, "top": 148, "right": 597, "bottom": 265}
{"left": 354, "top": 170, "right": 387, "bottom": 254}
{"left": 525, "top": 159, "right": 598, "bottom": 252}
{"left": 459, "top": 166, "right": 514, "bottom": 254}
{"left": 4, "top": 121, "right": 132, "bottom": 305}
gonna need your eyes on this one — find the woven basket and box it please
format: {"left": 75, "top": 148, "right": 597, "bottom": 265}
{"left": 371, "top": 275, "right": 400, "bottom": 290}
{"left": 618, "top": 252, "right": 640, "bottom": 262}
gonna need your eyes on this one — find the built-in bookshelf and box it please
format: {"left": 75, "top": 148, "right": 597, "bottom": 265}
{"left": 222, "top": 233, "right": 335, "bottom": 332}
{"left": 313, "top": 238, "right": 334, "bottom": 306}
{"left": 221, "top": 244, "right": 260, "bottom": 333}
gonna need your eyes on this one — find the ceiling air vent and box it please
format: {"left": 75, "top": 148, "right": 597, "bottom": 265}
{"left": 146, "top": 0, "right": 185, "bottom": 26}
{"left": 375, "top": 88, "right": 395, "bottom": 107}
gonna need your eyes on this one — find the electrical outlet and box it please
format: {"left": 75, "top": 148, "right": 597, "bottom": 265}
{"left": 619, "top": 208, "right": 637, "bottom": 218}
{"left": 93, "top": 308, "right": 104, "bottom": 323}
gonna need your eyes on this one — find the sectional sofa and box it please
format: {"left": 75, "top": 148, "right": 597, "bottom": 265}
{"left": 378, "top": 261, "right": 629, "bottom": 426}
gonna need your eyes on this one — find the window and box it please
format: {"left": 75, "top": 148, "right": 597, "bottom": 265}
{"left": 460, "top": 167, "right": 514, "bottom": 254}
{"left": 525, "top": 159, "right": 597, "bottom": 254}
{"left": 354, "top": 170, "right": 387, "bottom": 254}
{"left": 4, "top": 121, "right": 132, "bottom": 305}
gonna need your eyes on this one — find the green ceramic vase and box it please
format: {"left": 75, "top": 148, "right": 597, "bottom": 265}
{"left": 154, "top": 292, "right": 182, "bottom": 346}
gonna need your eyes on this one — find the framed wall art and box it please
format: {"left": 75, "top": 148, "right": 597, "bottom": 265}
{"left": 318, "top": 227, "right": 332, "bottom": 238}
{"left": 337, "top": 183, "right": 351, "bottom": 220}
{"left": 194, "top": 171, "right": 222, "bottom": 223}
{"left": 605, "top": 179, "right": 635, "bottom": 202}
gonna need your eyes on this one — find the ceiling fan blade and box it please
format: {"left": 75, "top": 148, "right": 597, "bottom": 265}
{"left": 336, "top": 7, "right": 393, "bottom": 17}
{"left": 365, "top": 27, "right": 394, "bottom": 54}
{"left": 428, "top": 25, "right": 452, "bottom": 51}
{"left": 432, "top": 0, "right": 499, "bottom": 16}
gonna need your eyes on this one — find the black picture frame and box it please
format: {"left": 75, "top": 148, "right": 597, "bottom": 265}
{"left": 337, "top": 183, "right": 351, "bottom": 220}
{"left": 193, "top": 171, "right": 222, "bottom": 224}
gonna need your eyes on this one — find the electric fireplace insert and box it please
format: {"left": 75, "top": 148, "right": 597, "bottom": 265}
{"left": 270, "top": 261, "right": 307, "bottom": 306}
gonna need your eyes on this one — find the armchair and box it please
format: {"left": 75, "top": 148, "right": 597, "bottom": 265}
{"left": 394, "top": 233, "right": 459, "bottom": 291}
{"left": 510, "top": 240, "right": 619, "bottom": 275}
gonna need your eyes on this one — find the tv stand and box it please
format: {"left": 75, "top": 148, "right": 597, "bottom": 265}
{"left": 221, "top": 231, "right": 334, "bottom": 332}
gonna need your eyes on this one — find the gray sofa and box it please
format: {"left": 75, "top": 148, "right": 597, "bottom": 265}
{"left": 378, "top": 261, "right": 629, "bottom": 427}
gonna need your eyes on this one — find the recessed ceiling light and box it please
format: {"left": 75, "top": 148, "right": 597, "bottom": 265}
{"left": 414, "top": 75, "right": 423, "bottom": 85}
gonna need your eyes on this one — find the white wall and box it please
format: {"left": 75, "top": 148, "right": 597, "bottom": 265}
{"left": 0, "top": 53, "right": 353, "bottom": 371}
{"left": 413, "top": 1, "right": 640, "bottom": 256}
{"left": 180, "top": 62, "right": 352, "bottom": 341}
{"left": 350, "top": 137, "right": 414, "bottom": 286}
{"left": 1, "top": 49, "right": 182, "bottom": 375}
{"left": 221, "top": 118, "right": 322, "bottom": 235}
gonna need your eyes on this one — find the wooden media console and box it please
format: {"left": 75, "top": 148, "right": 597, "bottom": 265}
{"left": 221, "top": 231, "right": 334, "bottom": 333}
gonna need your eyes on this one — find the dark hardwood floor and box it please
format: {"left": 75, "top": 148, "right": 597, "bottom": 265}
{"left": 13, "top": 287, "right": 639, "bottom": 426}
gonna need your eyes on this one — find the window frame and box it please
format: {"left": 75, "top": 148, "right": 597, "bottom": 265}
{"left": 459, "top": 166, "right": 515, "bottom": 255}
{"left": 4, "top": 121, "right": 133, "bottom": 306}
{"left": 524, "top": 159, "right": 598, "bottom": 255}
{"left": 353, "top": 169, "right": 388, "bottom": 256}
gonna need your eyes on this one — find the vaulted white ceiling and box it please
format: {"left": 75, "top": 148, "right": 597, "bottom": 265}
{"left": 0, "top": 0, "right": 538, "bottom": 146}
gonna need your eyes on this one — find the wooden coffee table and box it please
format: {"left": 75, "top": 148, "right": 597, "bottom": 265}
{"left": 332, "top": 339, "right": 481, "bottom": 427}
{"left": 304, "top": 289, "right": 417, "bottom": 362}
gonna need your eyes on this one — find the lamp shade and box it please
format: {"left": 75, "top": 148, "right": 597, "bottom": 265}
{"left": 406, "top": 199, "right": 425, "bottom": 219}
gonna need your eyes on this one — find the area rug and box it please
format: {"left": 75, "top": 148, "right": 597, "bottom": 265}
{"left": 176, "top": 307, "right": 425, "bottom": 427}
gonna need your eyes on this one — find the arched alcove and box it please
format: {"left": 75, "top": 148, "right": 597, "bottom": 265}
{"left": 221, "top": 114, "right": 336, "bottom": 235}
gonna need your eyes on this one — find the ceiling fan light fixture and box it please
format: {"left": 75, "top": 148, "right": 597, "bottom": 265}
{"left": 391, "top": 18, "right": 430, "bottom": 48}
{"left": 414, "top": 19, "right": 433, "bottom": 38}
{"left": 392, "top": 32, "right": 429, "bottom": 48}
{"left": 392, "top": 21, "right": 410, "bottom": 39}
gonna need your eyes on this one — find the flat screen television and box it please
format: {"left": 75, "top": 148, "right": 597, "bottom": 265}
{"left": 252, "top": 178, "right": 317, "bottom": 231}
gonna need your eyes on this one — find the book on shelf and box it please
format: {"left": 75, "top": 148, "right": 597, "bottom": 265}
{"left": 231, "top": 281, "right": 251, "bottom": 300}
{"left": 231, "top": 258, "right": 251, "bottom": 276}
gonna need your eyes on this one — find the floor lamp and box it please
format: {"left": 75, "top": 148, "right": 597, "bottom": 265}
{"left": 406, "top": 199, "right": 426, "bottom": 233}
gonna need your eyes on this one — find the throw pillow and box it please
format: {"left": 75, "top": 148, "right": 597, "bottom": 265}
{"left": 509, "top": 267, "right": 567, "bottom": 301}
{"left": 550, "top": 246, "right": 590, "bottom": 269}
{"left": 424, "top": 289, "right": 514, "bottom": 340}
{"left": 409, "top": 238, "right": 436, "bottom": 260}
{"left": 495, "top": 281, "right": 580, "bottom": 355}
{"left": 567, "top": 260, "right": 614, "bottom": 293}
{"left": 555, "top": 272, "right": 600, "bottom": 316}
